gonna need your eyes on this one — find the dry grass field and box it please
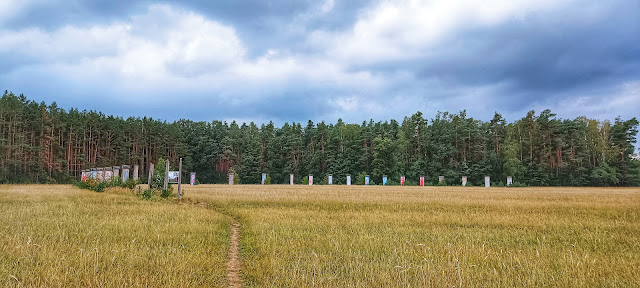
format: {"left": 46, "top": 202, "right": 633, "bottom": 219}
{"left": 1, "top": 184, "right": 640, "bottom": 287}
{"left": 0, "top": 185, "right": 229, "bottom": 287}
{"left": 187, "top": 185, "right": 640, "bottom": 287}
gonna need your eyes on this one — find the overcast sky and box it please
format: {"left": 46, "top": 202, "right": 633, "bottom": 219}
{"left": 0, "top": 0, "right": 638, "bottom": 124}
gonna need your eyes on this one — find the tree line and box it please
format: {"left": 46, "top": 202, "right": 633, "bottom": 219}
{"left": 1, "top": 91, "right": 638, "bottom": 186}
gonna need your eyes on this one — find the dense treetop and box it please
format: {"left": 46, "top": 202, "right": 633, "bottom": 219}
{"left": 1, "top": 91, "right": 638, "bottom": 186}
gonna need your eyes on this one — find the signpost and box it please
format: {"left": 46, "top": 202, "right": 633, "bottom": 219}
{"left": 168, "top": 171, "right": 179, "bottom": 183}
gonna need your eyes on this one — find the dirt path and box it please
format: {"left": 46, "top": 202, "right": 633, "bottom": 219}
{"left": 226, "top": 220, "right": 242, "bottom": 288}
{"left": 193, "top": 201, "right": 243, "bottom": 287}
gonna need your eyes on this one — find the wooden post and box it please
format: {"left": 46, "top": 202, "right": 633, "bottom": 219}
{"left": 177, "top": 158, "right": 182, "bottom": 200}
{"left": 164, "top": 160, "right": 169, "bottom": 191}
{"left": 148, "top": 163, "right": 154, "bottom": 189}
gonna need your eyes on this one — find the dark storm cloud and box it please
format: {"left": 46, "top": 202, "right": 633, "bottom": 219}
{"left": 4, "top": 0, "right": 371, "bottom": 57}
{"left": 391, "top": 1, "right": 640, "bottom": 118}
{"left": 0, "top": 0, "right": 638, "bottom": 127}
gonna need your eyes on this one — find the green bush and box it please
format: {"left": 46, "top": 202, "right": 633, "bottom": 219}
{"left": 74, "top": 173, "right": 142, "bottom": 194}
{"left": 355, "top": 172, "right": 367, "bottom": 185}
{"left": 123, "top": 178, "right": 137, "bottom": 189}
{"left": 160, "top": 189, "right": 172, "bottom": 198}
{"left": 94, "top": 182, "right": 107, "bottom": 192}
{"left": 509, "top": 182, "right": 528, "bottom": 187}
{"left": 142, "top": 188, "right": 154, "bottom": 200}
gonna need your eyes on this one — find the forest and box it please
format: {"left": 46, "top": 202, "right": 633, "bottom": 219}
{"left": 1, "top": 91, "right": 638, "bottom": 186}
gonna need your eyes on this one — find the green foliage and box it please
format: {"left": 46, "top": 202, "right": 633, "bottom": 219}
{"left": 403, "top": 179, "right": 418, "bottom": 186}
{"left": 265, "top": 174, "right": 271, "bottom": 185}
{"left": 152, "top": 158, "right": 167, "bottom": 190}
{"left": 141, "top": 188, "right": 153, "bottom": 200}
{"left": 437, "top": 180, "right": 448, "bottom": 186}
{"left": 355, "top": 172, "right": 367, "bottom": 185}
{"left": 122, "top": 178, "right": 137, "bottom": 189}
{"left": 2, "top": 92, "right": 639, "bottom": 187}
{"left": 74, "top": 177, "right": 138, "bottom": 193}
{"left": 590, "top": 164, "right": 620, "bottom": 187}
{"left": 509, "top": 182, "right": 528, "bottom": 187}
{"left": 160, "top": 188, "right": 172, "bottom": 198}
{"left": 323, "top": 175, "right": 330, "bottom": 185}
{"left": 228, "top": 168, "right": 240, "bottom": 185}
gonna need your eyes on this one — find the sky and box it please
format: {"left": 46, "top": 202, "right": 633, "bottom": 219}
{"left": 0, "top": 0, "right": 639, "bottom": 125}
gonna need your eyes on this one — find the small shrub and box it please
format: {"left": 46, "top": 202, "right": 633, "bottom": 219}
{"left": 229, "top": 168, "right": 240, "bottom": 184}
{"left": 94, "top": 182, "right": 107, "bottom": 192}
{"left": 142, "top": 188, "right": 154, "bottom": 200}
{"left": 160, "top": 189, "right": 172, "bottom": 198}
{"left": 509, "top": 182, "right": 528, "bottom": 187}
{"left": 403, "top": 179, "right": 418, "bottom": 186}
{"left": 355, "top": 172, "right": 367, "bottom": 185}
{"left": 122, "top": 178, "right": 137, "bottom": 189}
{"left": 437, "top": 180, "right": 448, "bottom": 186}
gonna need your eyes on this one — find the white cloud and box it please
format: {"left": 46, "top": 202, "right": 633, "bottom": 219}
{"left": 309, "top": 0, "right": 574, "bottom": 64}
{"left": 1, "top": 4, "right": 245, "bottom": 79}
{"left": 320, "top": 0, "right": 335, "bottom": 14}
{"left": 1, "top": 3, "right": 386, "bottom": 109}
{"left": 0, "top": 0, "right": 27, "bottom": 25}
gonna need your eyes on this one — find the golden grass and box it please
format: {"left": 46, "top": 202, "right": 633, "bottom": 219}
{"left": 187, "top": 185, "right": 640, "bottom": 287}
{"left": 2, "top": 184, "right": 639, "bottom": 287}
{"left": 0, "top": 185, "right": 229, "bottom": 287}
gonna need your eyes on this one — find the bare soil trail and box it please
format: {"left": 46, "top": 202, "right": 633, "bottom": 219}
{"left": 193, "top": 200, "right": 243, "bottom": 287}
{"left": 226, "top": 220, "right": 242, "bottom": 288}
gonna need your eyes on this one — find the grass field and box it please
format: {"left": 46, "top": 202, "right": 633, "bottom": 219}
{"left": 2, "top": 184, "right": 640, "bottom": 287}
{"left": 0, "top": 185, "right": 229, "bottom": 287}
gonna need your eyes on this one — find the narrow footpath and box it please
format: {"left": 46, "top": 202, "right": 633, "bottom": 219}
{"left": 226, "top": 220, "right": 242, "bottom": 288}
